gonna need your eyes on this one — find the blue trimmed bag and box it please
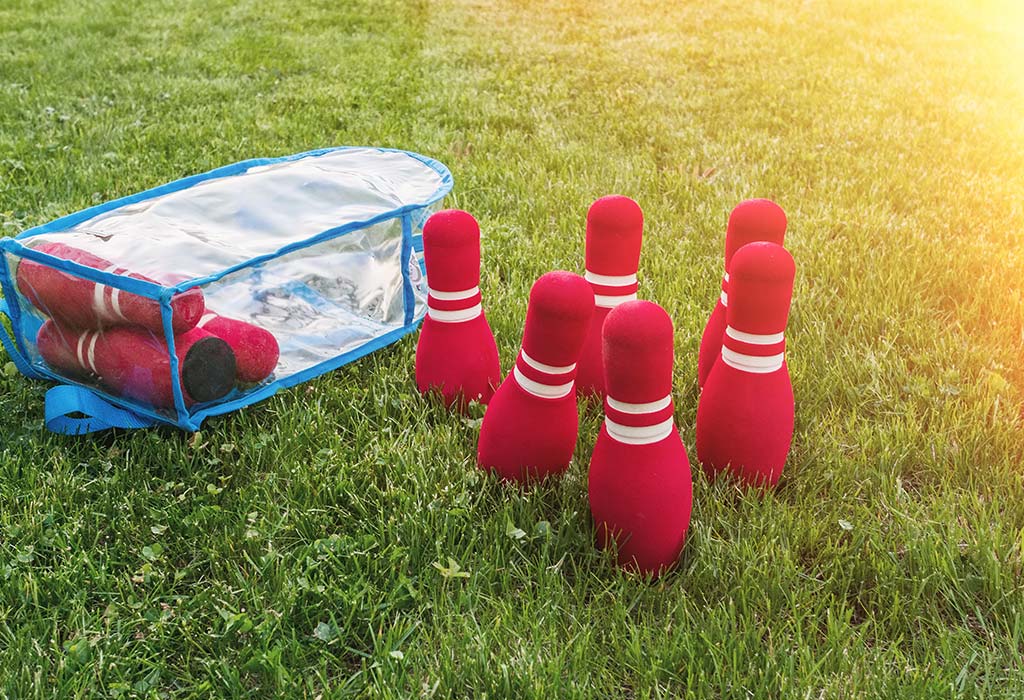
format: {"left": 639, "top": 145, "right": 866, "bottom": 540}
{"left": 0, "top": 147, "right": 451, "bottom": 434}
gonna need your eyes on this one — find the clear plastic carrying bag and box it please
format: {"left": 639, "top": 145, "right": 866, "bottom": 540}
{"left": 0, "top": 147, "right": 452, "bottom": 433}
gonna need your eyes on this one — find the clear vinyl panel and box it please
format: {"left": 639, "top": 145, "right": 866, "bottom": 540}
{"left": 17, "top": 148, "right": 448, "bottom": 282}
{"left": 4, "top": 214, "right": 425, "bottom": 421}
{"left": 200, "top": 215, "right": 420, "bottom": 379}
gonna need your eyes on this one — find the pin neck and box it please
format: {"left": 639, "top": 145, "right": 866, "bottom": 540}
{"left": 93, "top": 265, "right": 129, "bottom": 322}
{"left": 585, "top": 270, "right": 639, "bottom": 309}
{"left": 75, "top": 329, "right": 101, "bottom": 375}
{"left": 512, "top": 350, "right": 576, "bottom": 399}
{"left": 720, "top": 325, "right": 785, "bottom": 373}
{"left": 603, "top": 393, "right": 675, "bottom": 445}
{"left": 427, "top": 285, "right": 483, "bottom": 323}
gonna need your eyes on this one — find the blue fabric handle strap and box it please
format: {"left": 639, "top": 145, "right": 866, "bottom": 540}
{"left": 44, "top": 385, "right": 157, "bottom": 435}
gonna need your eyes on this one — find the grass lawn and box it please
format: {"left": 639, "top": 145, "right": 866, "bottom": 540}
{"left": 3, "top": 0, "right": 1024, "bottom": 696}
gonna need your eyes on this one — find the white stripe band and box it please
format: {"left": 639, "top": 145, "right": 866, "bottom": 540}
{"left": 76, "top": 331, "right": 100, "bottom": 374}
{"left": 428, "top": 286, "right": 480, "bottom": 301}
{"left": 724, "top": 272, "right": 730, "bottom": 282}
{"left": 720, "top": 290, "right": 728, "bottom": 307}
{"left": 521, "top": 350, "right": 575, "bottom": 375}
{"left": 109, "top": 285, "right": 126, "bottom": 321}
{"left": 92, "top": 269, "right": 110, "bottom": 317}
{"left": 605, "top": 416, "right": 675, "bottom": 445}
{"left": 93, "top": 265, "right": 127, "bottom": 321}
{"left": 585, "top": 271, "right": 637, "bottom": 287}
{"left": 606, "top": 394, "right": 671, "bottom": 414}
{"left": 86, "top": 332, "right": 99, "bottom": 374}
{"left": 513, "top": 366, "right": 574, "bottom": 399}
{"left": 721, "top": 346, "right": 784, "bottom": 373}
{"left": 427, "top": 303, "right": 482, "bottom": 323}
{"left": 595, "top": 292, "right": 638, "bottom": 309}
{"left": 725, "top": 326, "right": 785, "bottom": 345}
{"left": 198, "top": 312, "right": 217, "bottom": 328}
{"left": 76, "top": 333, "right": 88, "bottom": 370}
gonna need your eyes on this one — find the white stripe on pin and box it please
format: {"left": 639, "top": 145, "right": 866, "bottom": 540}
{"left": 605, "top": 416, "right": 675, "bottom": 445}
{"left": 513, "top": 366, "right": 574, "bottom": 399}
{"left": 585, "top": 271, "right": 637, "bottom": 287}
{"left": 85, "top": 331, "right": 100, "bottom": 374}
{"left": 594, "top": 292, "right": 638, "bottom": 309}
{"left": 427, "top": 303, "right": 483, "bottom": 323}
{"left": 92, "top": 265, "right": 128, "bottom": 321}
{"left": 520, "top": 350, "right": 575, "bottom": 375}
{"left": 725, "top": 326, "right": 785, "bottom": 345}
{"left": 198, "top": 312, "right": 217, "bottom": 328}
{"left": 720, "top": 346, "right": 784, "bottom": 373}
{"left": 76, "top": 332, "right": 88, "bottom": 370}
{"left": 76, "top": 330, "right": 100, "bottom": 374}
{"left": 108, "top": 268, "right": 127, "bottom": 322}
{"left": 428, "top": 286, "right": 480, "bottom": 301}
{"left": 606, "top": 394, "right": 672, "bottom": 414}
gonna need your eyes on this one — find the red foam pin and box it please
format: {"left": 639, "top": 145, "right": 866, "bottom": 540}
{"left": 17, "top": 242, "right": 205, "bottom": 334}
{"left": 588, "top": 300, "right": 691, "bottom": 577}
{"left": 477, "top": 270, "right": 594, "bottom": 482}
{"left": 576, "top": 195, "right": 644, "bottom": 398}
{"left": 697, "top": 199, "right": 786, "bottom": 388}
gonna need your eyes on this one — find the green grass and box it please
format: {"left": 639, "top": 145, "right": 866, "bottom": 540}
{"left": 3, "top": 0, "right": 1024, "bottom": 696}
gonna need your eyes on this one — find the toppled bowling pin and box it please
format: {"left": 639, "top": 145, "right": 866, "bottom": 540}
{"left": 197, "top": 311, "right": 279, "bottom": 384}
{"left": 16, "top": 242, "right": 205, "bottom": 334}
{"left": 477, "top": 271, "right": 594, "bottom": 482}
{"left": 36, "top": 319, "right": 236, "bottom": 408}
{"left": 697, "top": 199, "right": 786, "bottom": 389}
{"left": 576, "top": 196, "right": 644, "bottom": 398}
{"left": 588, "top": 300, "right": 692, "bottom": 577}
{"left": 415, "top": 210, "right": 501, "bottom": 409}
{"left": 696, "top": 242, "right": 795, "bottom": 488}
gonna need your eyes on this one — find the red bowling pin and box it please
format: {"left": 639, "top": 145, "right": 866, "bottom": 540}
{"left": 696, "top": 242, "right": 795, "bottom": 488}
{"left": 196, "top": 311, "right": 280, "bottom": 383}
{"left": 477, "top": 271, "right": 594, "bottom": 482}
{"left": 415, "top": 210, "right": 501, "bottom": 409}
{"left": 588, "top": 300, "right": 692, "bottom": 578}
{"left": 576, "top": 196, "right": 644, "bottom": 398}
{"left": 36, "top": 320, "right": 236, "bottom": 408}
{"left": 16, "top": 242, "right": 205, "bottom": 334}
{"left": 697, "top": 199, "right": 786, "bottom": 389}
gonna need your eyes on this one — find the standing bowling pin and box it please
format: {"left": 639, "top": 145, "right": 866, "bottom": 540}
{"left": 576, "top": 196, "right": 644, "bottom": 398}
{"left": 697, "top": 199, "right": 787, "bottom": 389}
{"left": 588, "top": 300, "right": 692, "bottom": 578}
{"left": 696, "top": 242, "right": 795, "bottom": 488}
{"left": 477, "top": 271, "right": 594, "bottom": 482}
{"left": 36, "top": 319, "right": 237, "bottom": 408}
{"left": 415, "top": 210, "right": 502, "bottom": 409}
{"left": 16, "top": 242, "right": 205, "bottom": 334}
